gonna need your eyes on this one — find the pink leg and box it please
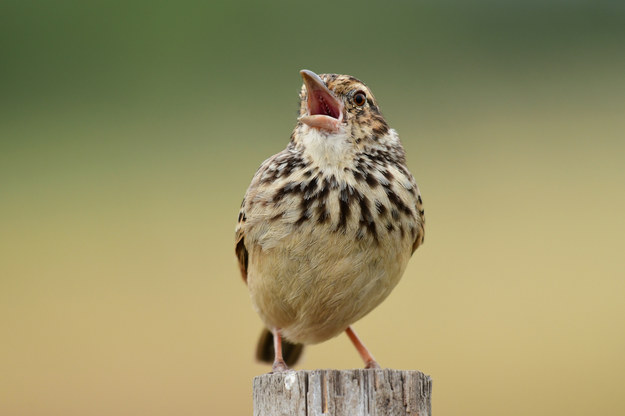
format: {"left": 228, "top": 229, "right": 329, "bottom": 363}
{"left": 271, "top": 328, "right": 289, "bottom": 373}
{"left": 345, "top": 326, "right": 381, "bottom": 369}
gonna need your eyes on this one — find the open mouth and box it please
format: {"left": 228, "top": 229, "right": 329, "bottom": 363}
{"left": 299, "top": 70, "right": 343, "bottom": 132}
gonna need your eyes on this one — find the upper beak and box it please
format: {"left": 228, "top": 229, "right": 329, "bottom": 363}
{"left": 299, "top": 69, "right": 343, "bottom": 132}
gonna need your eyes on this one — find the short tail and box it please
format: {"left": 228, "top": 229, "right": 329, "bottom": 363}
{"left": 255, "top": 328, "right": 304, "bottom": 367}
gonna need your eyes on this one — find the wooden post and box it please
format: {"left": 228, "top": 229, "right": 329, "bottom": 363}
{"left": 253, "top": 369, "right": 432, "bottom": 416}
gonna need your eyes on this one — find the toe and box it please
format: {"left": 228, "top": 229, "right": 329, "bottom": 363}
{"left": 271, "top": 360, "right": 289, "bottom": 373}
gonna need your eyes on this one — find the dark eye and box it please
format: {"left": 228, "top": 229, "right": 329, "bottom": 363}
{"left": 353, "top": 91, "right": 367, "bottom": 106}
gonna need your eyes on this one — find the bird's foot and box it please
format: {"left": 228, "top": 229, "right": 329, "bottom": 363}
{"left": 345, "top": 326, "right": 381, "bottom": 370}
{"left": 271, "top": 359, "right": 289, "bottom": 373}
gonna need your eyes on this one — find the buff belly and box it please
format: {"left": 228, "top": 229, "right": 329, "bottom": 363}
{"left": 246, "top": 224, "right": 412, "bottom": 345}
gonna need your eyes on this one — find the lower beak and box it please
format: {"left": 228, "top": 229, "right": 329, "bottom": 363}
{"left": 299, "top": 69, "right": 343, "bottom": 133}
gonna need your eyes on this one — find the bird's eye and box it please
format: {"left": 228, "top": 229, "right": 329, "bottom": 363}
{"left": 353, "top": 91, "right": 367, "bottom": 106}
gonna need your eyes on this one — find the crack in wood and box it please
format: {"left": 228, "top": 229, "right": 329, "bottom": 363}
{"left": 252, "top": 369, "right": 432, "bottom": 416}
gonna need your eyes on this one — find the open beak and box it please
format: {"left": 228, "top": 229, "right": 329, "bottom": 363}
{"left": 299, "top": 69, "right": 343, "bottom": 133}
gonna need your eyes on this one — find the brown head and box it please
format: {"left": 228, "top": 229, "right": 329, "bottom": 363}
{"left": 295, "top": 70, "right": 391, "bottom": 146}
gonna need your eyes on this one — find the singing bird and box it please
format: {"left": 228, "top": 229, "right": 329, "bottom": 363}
{"left": 235, "top": 70, "right": 424, "bottom": 372}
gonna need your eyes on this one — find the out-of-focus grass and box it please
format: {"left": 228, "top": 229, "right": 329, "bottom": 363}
{"left": 1, "top": 1, "right": 624, "bottom": 415}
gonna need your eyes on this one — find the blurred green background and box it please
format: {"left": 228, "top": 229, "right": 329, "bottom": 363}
{"left": 1, "top": 1, "right": 624, "bottom": 415}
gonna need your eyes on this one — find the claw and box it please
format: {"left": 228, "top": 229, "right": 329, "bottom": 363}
{"left": 271, "top": 359, "right": 289, "bottom": 373}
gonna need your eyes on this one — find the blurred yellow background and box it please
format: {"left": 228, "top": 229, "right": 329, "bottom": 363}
{"left": 1, "top": 1, "right": 624, "bottom": 415}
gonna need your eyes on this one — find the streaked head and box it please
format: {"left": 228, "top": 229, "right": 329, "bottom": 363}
{"left": 297, "top": 70, "right": 390, "bottom": 144}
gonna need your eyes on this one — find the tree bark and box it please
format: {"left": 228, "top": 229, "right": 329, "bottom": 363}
{"left": 253, "top": 369, "right": 432, "bottom": 415}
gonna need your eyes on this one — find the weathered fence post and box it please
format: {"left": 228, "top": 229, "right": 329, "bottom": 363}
{"left": 253, "top": 369, "right": 432, "bottom": 415}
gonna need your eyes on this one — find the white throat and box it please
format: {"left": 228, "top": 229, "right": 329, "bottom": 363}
{"left": 300, "top": 127, "right": 354, "bottom": 173}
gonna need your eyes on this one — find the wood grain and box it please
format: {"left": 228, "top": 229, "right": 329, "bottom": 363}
{"left": 253, "top": 369, "right": 432, "bottom": 415}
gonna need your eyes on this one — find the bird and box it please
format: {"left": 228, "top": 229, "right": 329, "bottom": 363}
{"left": 235, "top": 69, "right": 425, "bottom": 372}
